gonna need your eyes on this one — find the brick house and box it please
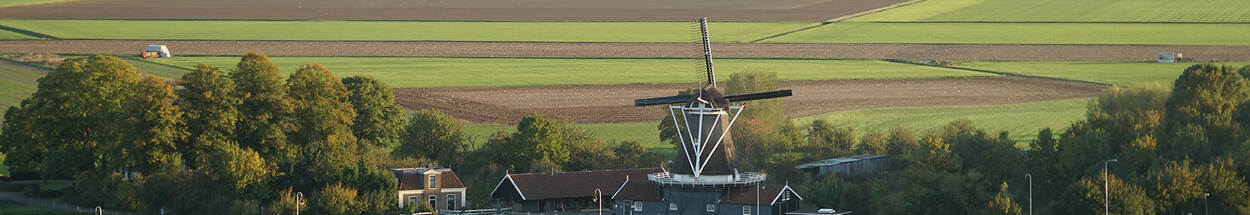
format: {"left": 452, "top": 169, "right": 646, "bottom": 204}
{"left": 393, "top": 167, "right": 468, "bottom": 211}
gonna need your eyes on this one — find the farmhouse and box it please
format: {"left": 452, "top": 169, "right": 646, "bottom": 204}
{"left": 392, "top": 167, "right": 467, "bottom": 211}
{"left": 490, "top": 168, "right": 662, "bottom": 212}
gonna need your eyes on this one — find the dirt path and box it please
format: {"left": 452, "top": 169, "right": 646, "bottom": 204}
{"left": 0, "top": 0, "right": 902, "bottom": 21}
{"left": 395, "top": 76, "right": 1104, "bottom": 124}
{"left": 5, "top": 40, "right": 1250, "bottom": 61}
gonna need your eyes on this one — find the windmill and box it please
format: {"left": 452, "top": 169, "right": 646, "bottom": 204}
{"left": 636, "top": 18, "right": 792, "bottom": 184}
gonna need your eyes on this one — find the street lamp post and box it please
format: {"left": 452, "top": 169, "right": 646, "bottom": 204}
{"left": 296, "top": 192, "right": 305, "bottom": 215}
{"left": 1104, "top": 159, "right": 1118, "bottom": 215}
{"left": 1025, "top": 173, "right": 1033, "bottom": 215}
{"left": 593, "top": 188, "right": 603, "bottom": 215}
{"left": 1205, "top": 193, "right": 1210, "bottom": 215}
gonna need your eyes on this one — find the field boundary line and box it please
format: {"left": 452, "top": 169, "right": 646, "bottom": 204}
{"left": 0, "top": 24, "right": 58, "bottom": 40}
{"left": 883, "top": 59, "right": 1113, "bottom": 87}
{"left": 746, "top": 0, "right": 927, "bottom": 43}
{"left": 861, "top": 21, "right": 1250, "bottom": 24}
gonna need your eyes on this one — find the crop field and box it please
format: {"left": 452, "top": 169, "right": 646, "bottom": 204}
{"left": 765, "top": 23, "right": 1250, "bottom": 45}
{"left": 0, "top": 60, "right": 45, "bottom": 110}
{"left": 0, "top": 19, "right": 813, "bottom": 43}
{"left": 150, "top": 57, "right": 985, "bottom": 88}
{"left": 0, "top": 0, "right": 903, "bottom": 21}
{"left": 799, "top": 98, "right": 1092, "bottom": 144}
{"left": 956, "top": 61, "right": 1250, "bottom": 86}
{"left": 853, "top": 0, "right": 1250, "bottom": 22}
{"left": 0, "top": 28, "right": 33, "bottom": 40}
{"left": 0, "top": 0, "right": 69, "bottom": 7}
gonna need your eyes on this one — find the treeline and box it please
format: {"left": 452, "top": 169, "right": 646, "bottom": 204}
{"left": 767, "top": 64, "right": 1250, "bottom": 214}
{"left": 0, "top": 54, "right": 667, "bottom": 214}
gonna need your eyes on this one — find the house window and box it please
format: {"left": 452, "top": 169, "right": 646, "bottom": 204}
{"left": 429, "top": 195, "right": 438, "bottom": 210}
{"left": 743, "top": 206, "right": 751, "bottom": 215}
{"left": 706, "top": 204, "right": 716, "bottom": 212}
{"left": 669, "top": 203, "right": 677, "bottom": 211}
{"left": 428, "top": 175, "right": 437, "bottom": 188}
{"left": 634, "top": 201, "right": 643, "bottom": 211}
{"left": 407, "top": 196, "right": 419, "bottom": 208}
{"left": 447, "top": 194, "right": 457, "bottom": 210}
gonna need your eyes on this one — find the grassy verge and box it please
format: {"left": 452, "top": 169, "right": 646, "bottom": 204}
{"left": 955, "top": 61, "right": 1250, "bottom": 86}
{"left": 798, "top": 98, "right": 1092, "bottom": 144}
{"left": 0, "top": 19, "right": 812, "bottom": 43}
{"left": 764, "top": 22, "right": 1250, "bottom": 45}
{"left": 151, "top": 57, "right": 987, "bottom": 88}
{"left": 853, "top": 0, "right": 1250, "bottom": 22}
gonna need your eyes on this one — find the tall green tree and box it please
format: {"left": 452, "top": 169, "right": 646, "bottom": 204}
{"left": 176, "top": 64, "right": 241, "bottom": 168}
{"left": 1163, "top": 64, "right": 1248, "bottom": 162}
{"left": 313, "top": 183, "right": 360, "bottom": 215}
{"left": 985, "top": 182, "right": 1023, "bottom": 215}
{"left": 286, "top": 64, "right": 359, "bottom": 190}
{"left": 231, "top": 52, "right": 296, "bottom": 167}
{"left": 342, "top": 76, "right": 408, "bottom": 148}
{"left": 396, "top": 109, "right": 466, "bottom": 166}
{"left": 115, "top": 75, "right": 187, "bottom": 174}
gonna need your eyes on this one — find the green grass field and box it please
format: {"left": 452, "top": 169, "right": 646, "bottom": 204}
{"left": 955, "top": 61, "right": 1250, "bottom": 86}
{"left": 765, "top": 22, "right": 1250, "bottom": 45}
{"left": 0, "top": 28, "right": 34, "bottom": 40}
{"left": 0, "top": 19, "right": 812, "bottom": 43}
{"left": 799, "top": 98, "right": 1092, "bottom": 144}
{"left": 853, "top": 0, "right": 1250, "bottom": 22}
{"left": 0, "top": 61, "right": 46, "bottom": 111}
{"left": 151, "top": 57, "right": 988, "bottom": 88}
{"left": 0, "top": 0, "right": 71, "bottom": 7}
{"left": 465, "top": 121, "right": 671, "bottom": 155}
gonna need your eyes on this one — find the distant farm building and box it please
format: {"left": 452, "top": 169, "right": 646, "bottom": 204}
{"left": 796, "top": 154, "right": 888, "bottom": 177}
{"left": 141, "top": 45, "right": 172, "bottom": 58}
{"left": 392, "top": 167, "right": 467, "bottom": 211}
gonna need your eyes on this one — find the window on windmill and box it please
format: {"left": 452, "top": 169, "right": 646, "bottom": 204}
{"left": 669, "top": 203, "right": 677, "bottom": 211}
{"left": 743, "top": 206, "right": 751, "bottom": 215}
{"left": 634, "top": 201, "right": 643, "bottom": 211}
{"left": 706, "top": 204, "right": 716, "bottom": 212}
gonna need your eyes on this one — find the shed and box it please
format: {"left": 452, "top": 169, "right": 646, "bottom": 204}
{"left": 143, "top": 45, "right": 172, "bottom": 58}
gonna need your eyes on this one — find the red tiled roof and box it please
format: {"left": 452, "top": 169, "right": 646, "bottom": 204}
{"left": 493, "top": 168, "right": 662, "bottom": 200}
{"left": 611, "top": 180, "right": 662, "bottom": 201}
{"left": 722, "top": 184, "right": 801, "bottom": 205}
{"left": 393, "top": 168, "right": 467, "bottom": 191}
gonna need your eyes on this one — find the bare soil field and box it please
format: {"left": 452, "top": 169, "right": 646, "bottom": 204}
{"left": 395, "top": 76, "right": 1104, "bottom": 124}
{"left": 5, "top": 40, "right": 1250, "bottom": 61}
{"left": 0, "top": 0, "right": 901, "bottom": 21}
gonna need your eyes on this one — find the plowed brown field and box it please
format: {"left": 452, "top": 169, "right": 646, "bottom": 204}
{"left": 5, "top": 40, "right": 1250, "bottom": 61}
{"left": 394, "top": 76, "right": 1104, "bottom": 124}
{"left": 0, "top": 0, "right": 902, "bottom": 21}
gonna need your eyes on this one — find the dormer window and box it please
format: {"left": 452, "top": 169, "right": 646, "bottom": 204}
{"left": 428, "top": 175, "right": 437, "bottom": 188}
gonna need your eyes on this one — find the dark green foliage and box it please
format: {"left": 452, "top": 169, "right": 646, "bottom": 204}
{"left": 856, "top": 130, "right": 888, "bottom": 155}
{"left": 343, "top": 76, "right": 408, "bottom": 148}
{"left": 312, "top": 183, "right": 359, "bottom": 215}
{"left": 1164, "top": 64, "right": 1248, "bottom": 162}
{"left": 985, "top": 182, "right": 1023, "bottom": 215}
{"left": 176, "top": 64, "right": 241, "bottom": 168}
{"left": 396, "top": 109, "right": 467, "bottom": 166}
{"left": 231, "top": 52, "right": 296, "bottom": 169}
{"left": 116, "top": 75, "right": 186, "bottom": 174}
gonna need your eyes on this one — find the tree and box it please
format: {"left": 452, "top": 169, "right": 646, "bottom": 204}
{"left": 1163, "top": 64, "right": 1248, "bottom": 162}
{"left": 342, "top": 76, "right": 408, "bottom": 148}
{"left": 115, "top": 75, "right": 186, "bottom": 174}
{"left": 286, "top": 64, "right": 360, "bottom": 189}
{"left": 204, "top": 142, "right": 272, "bottom": 201}
{"left": 312, "top": 183, "right": 359, "bottom": 215}
{"left": 857, "top": 130, "right": 888, "bottom": 155}
{"left": 1059, "top": 173, "right": 1156, "bottom": 215}
{"left": 510, "top": 115, "right": 571, "bottom": 171}
{"left": 176, "top": 64, "right": 241, "bottom": 168}
{"left": 0, "top": 105, "right": 42, "bottom": 173}
{"left": 985, "top": 182, "right": 1023, "bottom": 215}
{"left": 396, "top": 109, "right": 467, "bottom": 166}
{"left": 231, "top": 52, "right": 296, "bottom": 167}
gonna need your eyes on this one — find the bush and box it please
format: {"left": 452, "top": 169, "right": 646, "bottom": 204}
{"left": 0, "top": 182, "right": 33, "bottom": 192}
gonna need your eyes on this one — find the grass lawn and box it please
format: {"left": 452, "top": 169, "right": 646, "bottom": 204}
{"left": 955, "top": 61, "right": 1250, "bottom": 86}
{"left": 765, "top": 22, "right": 1250, "bottom": 45}
{"left": 0, "top": 28, "right": 35, "bottom": 40}
{"left": 0, "top": 61, "right": 46, "bottom": 111}
{"left": 799, "top": 98, "right": 1092, "bottom": 144}
{"left": 0, "top": 0, "right": 71, "bottom": 7}
{"left": 150, "top": 57, "right": 987, "bottom": 88}
{"left": 0, "top": 19, "right": 813, "bottom": 43}
{"left": 0, "top": 200, "right": 77, "bottom": 215}
{"left": 465, "top": 121, "right": 671, "bottom": 156}
{"left": 853, "top": 0, "right": 1250, "bottom": 22}
{"left": 119, "top": 57, "right": 192, "bottom": 79}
